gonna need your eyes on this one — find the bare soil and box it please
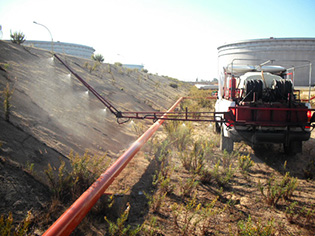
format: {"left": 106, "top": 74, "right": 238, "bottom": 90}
{"left": 107, "top": 123, "right": 315, "bottom": 235}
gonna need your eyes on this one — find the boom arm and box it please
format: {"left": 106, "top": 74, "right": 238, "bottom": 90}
{"left": 54, "top": 54, "right": 315, "bottom": 128}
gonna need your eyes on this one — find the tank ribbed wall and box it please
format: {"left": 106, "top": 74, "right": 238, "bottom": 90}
{"left": 218, "top": 38, "right": 315, "bottom": 86}
{"left": 23, "top": 40, "right": 95, "bottom": 59}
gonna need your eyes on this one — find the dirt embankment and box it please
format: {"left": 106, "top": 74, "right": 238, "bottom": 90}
{"left": 0, "top": 40, "right": 189, "bottom": 158}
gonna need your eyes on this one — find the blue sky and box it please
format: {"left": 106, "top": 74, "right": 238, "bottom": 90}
{"left": 1, "top": 0, "right": 315, "bottom": 81}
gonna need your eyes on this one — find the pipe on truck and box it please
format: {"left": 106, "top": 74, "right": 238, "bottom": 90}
{"left": 43, "top": 97, "right": 184, "bottom": 236}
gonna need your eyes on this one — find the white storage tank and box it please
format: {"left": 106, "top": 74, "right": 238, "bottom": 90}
{"left": 217, "top": 38, "right": 315, "bottom": 87}
{"left": 23, "top": 40, "right": 95, "bottom": 59}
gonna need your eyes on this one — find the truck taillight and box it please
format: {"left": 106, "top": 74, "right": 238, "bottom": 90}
{"left": 307, "top": 111, "right": 312, "bottom": 122}
{"left": 226, "top": 108, "right": 236, "bottom": 127}
{"left": 226, "top": 122, "right": 234, "bottom": 127}
{"left": 229, "top": 108, "right": 236, "bottom": 116}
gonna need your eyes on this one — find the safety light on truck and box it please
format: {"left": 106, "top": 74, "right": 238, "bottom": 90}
{"left": 307, "top": 110, "right": 312, "bottom": 122}
{"left": 225, "top": 107, "right": 236, "bottom": 127}
{"left": 230, "top": 107, "right": 236, "bottom": 116}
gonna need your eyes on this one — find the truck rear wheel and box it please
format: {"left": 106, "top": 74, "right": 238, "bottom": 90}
{"left": 220, "top": 126, "right": 234, "bottom": 153}
{"left": 214, "top": 122, "right": 220, "bottom": 134}
{"left": 284, "top": 141, "right": 302, "bottom": 155}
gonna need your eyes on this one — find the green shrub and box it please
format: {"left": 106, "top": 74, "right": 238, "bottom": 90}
{"left": 285, "top": 201, "right": 299, "bottom": 223}
{"left": 221, "top": 150, "right": 235, "bottom": 169}
{"left": 92, "top": 62, "right": 100, "bottom": 71}
{"left": 126, "top": 68, "right": 133, "bottom": 75}
{"left": 45, "top": 150, "right": 110, "bottom": 202}
{"left": 237, "top": 215, "right": 275, "bottom": 236}
{"left": 169, "top": 83, "right": 178, "bottom": 89}
{"left": 171, "top": 193, "right": 201, "bottom": 235}
{"left": 190, "top": 139, "right": 208, "bottom": 174}
{"left": 199, "top": 168, "right": 212, "bottom": 184}
{"left": 153, "top": 167, "right": 174, "bottom": 194}
{"left": 211, "top": 160, "right": 234, "bottom": 187}
{"left": 183, "top": 87, "right": 216, "bottom": 112}
{"left": 0, "top": 63, "right": 10, "bottom": 71}
{"left": 303, "top": 159, "right": 315, "bottom": 179}
{"left": 285, "top": 201, "right": 315, "bottom": 225}
{"left": 25, "top": 161, "right": 35, "bottom": 175}
{"left": 0, "top": 212, "right": 13, "bottom": 236}
{"left": 154, "top": 81, "right": 161, "bottom": 89}
{"left": 104, "top": 203, "right": 142, "bottom": 235}
{"left": 179, "top": 151, "right": 193, "bottom": 172}
{"left": 153, "top": 157, "right": 174, "bottom": 195}
{"left": 238, "top": 154, "right": 254, "bottom": 174}
{"left": 136, "top": 74, "right": 142, "bottom": 84}
{"left": 91, "top": 53, "right": 104, "bottom": 62}
{"left": 258, "top": 172, "right": 298, "bottom": 207}
{"left": 145, "top": 191, "right": 167, "bottom": 213}
{"left": 84, "top": 61, "right": 99, "bottom": 73}
{"left": 1, "top": 83, "right": 14, "bottom": 122}
{"left": 171, "top": 194, "right": 224, "bottom": 235}
{"left": 0, "top": 211, "right": 32, "bottom": 236}
{"left": 197, "top": 97, "right": 213, "bottom": 109}
{"left": 107, "top": 64, "right": 112, "bottom": 73}
{"left": 10, "top": 31, "right": 25, "bottom": 45}
{"left": 152, "top": 139, "right": 175, "bottom": 195}
{"left": 141, "top": 216, "right": 160, "bottom": 236}
{"left": 180, "top": 138, "right": 212, "bottom": 175}
{"left": 118, "top": 67, "right": 124, "bottom": 74}
{"left": 179, "top": 177, "right": 199, "bottom": 198}
{"left": 164, "top": 121, "right": 192, "bottom": 152}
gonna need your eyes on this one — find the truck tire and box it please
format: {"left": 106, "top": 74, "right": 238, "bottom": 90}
{"left": 214, "top": 122, "right": 220, "bottom": 134}
{"left": 284, "top": 141, "right": 302, "bottom": 155}
{"left": 220, "top": 126, "right": 234, "bottom": 153}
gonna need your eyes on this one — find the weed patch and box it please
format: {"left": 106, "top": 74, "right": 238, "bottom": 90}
{"left": 180, "top": 138, "right": 213, "bottom": 175}
{"left": 1, "top": 83, "right": 14, "bottom": 122}
{"left": 104, "top": 203, "right": 142, "bottom": 236}
{"left": 237, "top": 215, "right": 275, "bottom": 236}
{"left": 45, "top": 150, "right": 110, "bottom": 203}
{"left": 238, "top": 154, "right": 254, "bottom": 174}
{"left": 171, "top": 194, "right": 225, "bottom": 235}
{"left": 285, "top": 201, "right": 315, "bottom": 226}
{"left": 164, "top": 121, "right": 192, "bottom": 152}
{"left": 258, "top": 172, "right": 298, "bottom": 207}
{"left": 0, "top": 211, "right": 32, "bottom": 236}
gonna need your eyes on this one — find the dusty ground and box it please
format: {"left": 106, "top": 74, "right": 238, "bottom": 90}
{"left": 108, "top": 123, "right": 315, "bottom": 235}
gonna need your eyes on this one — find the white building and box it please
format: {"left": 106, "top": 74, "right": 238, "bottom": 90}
{"left": 122, "top": 64, "right": 144, "bottom": 71}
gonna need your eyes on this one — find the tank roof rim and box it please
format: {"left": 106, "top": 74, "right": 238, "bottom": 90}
{"left": 218, "top": 37, "right": 315, "bottom": 50}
